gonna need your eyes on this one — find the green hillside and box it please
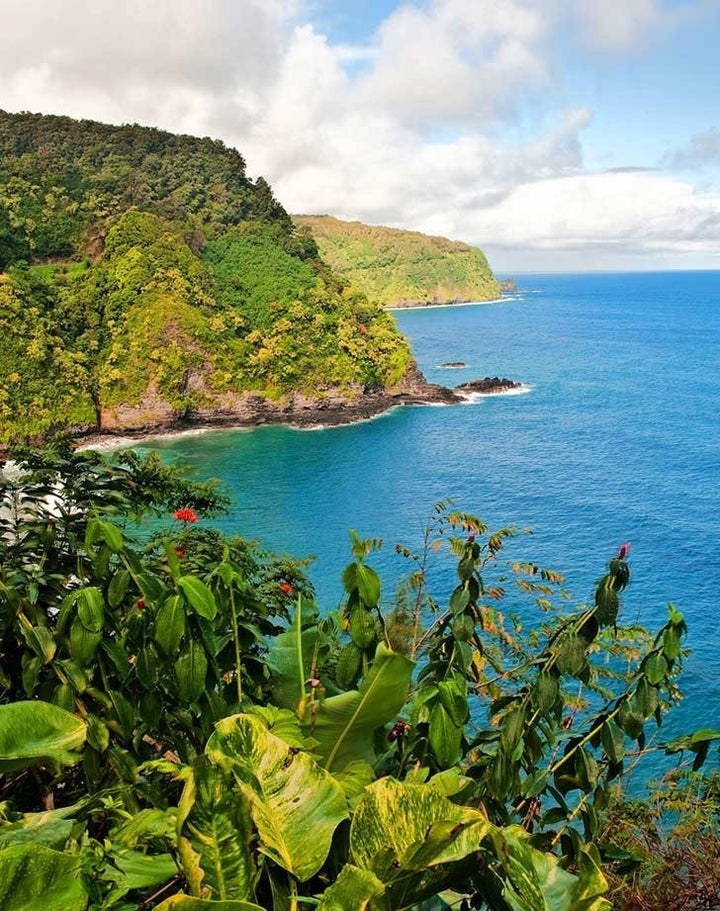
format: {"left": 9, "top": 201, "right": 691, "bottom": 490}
{"left": 0, "top": 112, "right": 412, "bottom": 444}
{"left": 293, "top": 215, "right": 500, "bottom": 307}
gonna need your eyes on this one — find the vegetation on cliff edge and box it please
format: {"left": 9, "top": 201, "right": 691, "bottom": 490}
{"left": 293, "top": 214, "right": 501, "bottom": 307}
{"left": 0, "top": 112, "right": 412, "bottom": 444}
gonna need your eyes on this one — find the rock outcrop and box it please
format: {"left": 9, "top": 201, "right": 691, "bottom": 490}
{"left": 455, "top": 376, "right": 522, "bottom": 395}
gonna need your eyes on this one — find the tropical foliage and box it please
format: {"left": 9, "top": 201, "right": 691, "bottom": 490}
{"left": 1, "top": 445, "right": 717, "bottom": 910}
{"left": 293, "top": 215, "right": 501, "bottom": 307}
{"left": 0, "top": 113, "right": 412, "bottom": 444}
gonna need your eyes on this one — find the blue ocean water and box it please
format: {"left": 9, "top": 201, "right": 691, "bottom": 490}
{"left": 136, "top": 271, "right": 720, "bottom": 765}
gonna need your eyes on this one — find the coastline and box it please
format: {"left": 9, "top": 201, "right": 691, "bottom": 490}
{"left": 1, "top": 366, "right": 523, "bottom": 460}
{"left": 40, "top": 373, "right": 462, "bottom": 456}
{"left": 387, "top": 295, "right": 505, "bottom": 312}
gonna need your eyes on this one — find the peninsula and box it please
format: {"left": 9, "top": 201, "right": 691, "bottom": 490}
{"left": 292, "top": 215, "right": 501, "bottom": 307}
{"left": 0, "top": 112, "right": 517, "bottom": 450}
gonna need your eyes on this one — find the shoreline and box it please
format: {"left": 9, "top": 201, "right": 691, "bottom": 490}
{"left": 387, "top": 295, "right": 506, "bottom": 312}
{"left": 64, "top": 385, "right": 457, "bottom": 454}
{"left": 1, "top": 370, "right": 525, "bottom": 460}
{"left": 74, "top": 379, "right": 527, "bottom": 453}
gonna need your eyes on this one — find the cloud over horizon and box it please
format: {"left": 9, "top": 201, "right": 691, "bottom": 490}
{"left": 1, "top": 0, "right": 718, "bottom": 270}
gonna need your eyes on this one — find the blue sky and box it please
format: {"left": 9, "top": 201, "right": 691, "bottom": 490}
{"left": 1, "top": 0, "right": 719, "bottom": 270}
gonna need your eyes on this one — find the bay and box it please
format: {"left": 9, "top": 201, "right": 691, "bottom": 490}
{"left": 136, "top": 271, "right": 720, "bottom": 769}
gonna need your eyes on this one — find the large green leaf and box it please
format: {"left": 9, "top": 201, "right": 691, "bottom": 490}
{"left": 177, "top": 758, "right": 255, "bottom": 903}
{"left": 155, "top": 898, "right": 264, "bottom": 911}
{"left": 0, "top": 806, "right": 79, "bottom": 850}
{"left": 178, "top": 576, "right": 217, "bottom": 620}
{"left": 350, "top": 778, "right": 490, "bottom": 884}
{"left": 265, "top": 600, "right": 319, "bottom": 711}
{"left": 0, "top": 701, "right": 86, "bottom": 772}
{"left": 317, "top": 864, "right": 386, "bottom": 910}
{"left": 105, "top": 850, "right": 177, "bottom": 906}
{"left": 488, "top": 827, "right": 610, "bottom": 911}
{"left": 206, "top": 713, "right": 348, "bottom": 881}
{"left": 0, "top": 844, "right": 87, "bottom": 911}
{"left": 306, "top": 644, "right": 414, "bottom": 772}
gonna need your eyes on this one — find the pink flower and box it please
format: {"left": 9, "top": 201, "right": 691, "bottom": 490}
{"left": 617, "top": 542, "right": 631, "bottom": 560}
{"left": 174, "top": 508, "right": 198, "bottom": 524}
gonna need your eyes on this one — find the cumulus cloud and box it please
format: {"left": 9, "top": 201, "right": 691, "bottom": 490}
{"left": 465, "top": 171, "right": 720, "bottom": 252}
{"left": 0, "top": 0, "right": 298, "bottom": 134}
{"left": 0, "top": 0, "right": 718, "bottom": 268}
{"left": 666, "top": 129, "right": 720, "bottom": 170}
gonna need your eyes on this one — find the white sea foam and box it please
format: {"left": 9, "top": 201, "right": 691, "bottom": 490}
{"left": 457, "top": 384, "right": 533, "bottom": 404}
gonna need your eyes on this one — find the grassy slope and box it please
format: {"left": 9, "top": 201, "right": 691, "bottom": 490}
{"left": 293, "top": 215, "right": 500, "bottom": 307}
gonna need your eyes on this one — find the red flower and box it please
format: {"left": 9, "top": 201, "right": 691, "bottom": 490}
{"left": 137, "top": 599, "right": 145, "bottom": 610}
{"left": 174, "top": 508, "right": 198, "bottom": 524}
{"left": 279, "top": 582, "right": 294, "bottom": 596}
{"left": 388, "top": 720, "right": 411, "bottom": 742}
{"left": 175, "top": 547, "right": 186, "bottom": 558}
{"left": 617, "top": 542, "right": 631, "bottom": 560}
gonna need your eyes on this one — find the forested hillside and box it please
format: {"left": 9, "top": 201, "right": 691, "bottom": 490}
{"left": 0, "top": 112, "right": 413, "bottom": 444}
{"left": 293, "top": 214, "right": 501, "bottom": 307}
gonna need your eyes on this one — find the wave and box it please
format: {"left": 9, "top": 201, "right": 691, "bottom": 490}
{"left": 457, "top": 384, "right": 533, "bottom": 404}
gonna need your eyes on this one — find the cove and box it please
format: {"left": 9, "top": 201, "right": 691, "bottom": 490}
{"left": 135, "top": 271, "right": 720, "bottom": 759}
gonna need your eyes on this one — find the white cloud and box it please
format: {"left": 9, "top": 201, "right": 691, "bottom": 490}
{"left": 667, "top": 129, "right": 720, "bottom": 170}
{"left": 1, "top": 0, "right": 718, "bottom": 268}
{"left": 0, "top": 0, "right": 297, "bottom": 132}
{"left": 465, "top": 171, "right": 720, "bottom": 252}
{"left": 569, "top": 0, "right": 665, "bottom": 52}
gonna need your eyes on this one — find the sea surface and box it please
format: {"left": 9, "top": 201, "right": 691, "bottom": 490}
{"left": 136, "top": 271, "right": 720, "bottom": 779}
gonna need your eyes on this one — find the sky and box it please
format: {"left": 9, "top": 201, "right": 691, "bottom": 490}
{"left": 1, "top": 0, "right": 720, "bottom": 271}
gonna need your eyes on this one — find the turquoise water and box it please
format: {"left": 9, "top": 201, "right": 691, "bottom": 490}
{"left": 136, "top": 271, "right": 720, "bottom": 757}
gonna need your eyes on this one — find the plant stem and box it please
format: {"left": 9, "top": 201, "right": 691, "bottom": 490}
{"left": 228, "top": 582, "right": 243, "bottom": 705}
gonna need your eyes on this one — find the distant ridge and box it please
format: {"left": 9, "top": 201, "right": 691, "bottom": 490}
{"left": 293, "top": 215, "right": 500, "bottom": 307}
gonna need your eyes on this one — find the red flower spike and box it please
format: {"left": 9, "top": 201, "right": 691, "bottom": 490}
{"left": 174, "top": 508, "right": 198, "bottom": 524}
{"left": 617, "top": 542, "right": 631, "bottom": 560}
{"left": 279, "top": 582, "right": 293, "bottom": 596}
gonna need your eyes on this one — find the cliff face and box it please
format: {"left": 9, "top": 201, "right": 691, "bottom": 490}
{"left": 96, "top": 358, "right": 458, "bottom": 437}
{"left": 292, "top": 215, "right": 501, "bottom": 307}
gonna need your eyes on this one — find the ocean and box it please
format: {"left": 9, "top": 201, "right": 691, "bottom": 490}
{"left": 135, "top": 271, "right": 720, "bottom": 775}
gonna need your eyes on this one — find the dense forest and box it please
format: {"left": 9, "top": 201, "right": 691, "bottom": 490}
{"left": 293, "top": 215, "right": 501, "bottom": 307}
{"left": 0, "top": 112, "right": 412, "bottom": 444}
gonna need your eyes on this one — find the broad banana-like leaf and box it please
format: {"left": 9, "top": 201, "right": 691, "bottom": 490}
{"left": 488, "top": 827, "right": 610, "bottom": 911}
{"left": 0, "top": 805, "right": 80, "bottom": 849}
{"left": 0, "top": 844, "right": 87, "bottom": 911}
{"left": 0, "top": 701, "right": 86, "bottom": 772}
{"left": 316, "top": 864, "right": 385, "bottom": 910}
{"left": 206, "top": 713, "right": 348, "bottom": 881}
{"left": 177, "top": 757, "right": 255, "bottom": 903}
{"left": 306, "top": 644, "right": 414, "bottom": 772}
{"left": 265, "top": 599, "right": 320, "bottom": 711}
{"left": 155, "top": 898, "right": 264, "bottom": 911}
{"left": 104, "top": 851, "right": 177, "bottom": 906}
{"left": 350, "top": 778, "right": 490, "bottom": 882}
